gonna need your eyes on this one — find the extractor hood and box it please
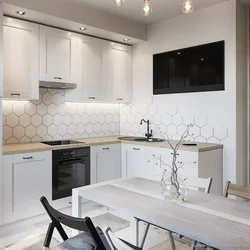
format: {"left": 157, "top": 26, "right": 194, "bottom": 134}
{"left": 39, "top": 81, "right": 77, "bottom": 89}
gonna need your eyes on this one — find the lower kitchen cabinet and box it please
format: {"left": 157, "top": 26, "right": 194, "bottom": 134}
{"left": 121, "top": 144, "right": 223, "bottom": 195}
{"left": 91, "top": 144, "right": 121, "bottom": 184}
{"left": 3, "top": 151, "right": 52, "bottom": 224}
{"left": 121, "top": 144, "right": 154, "bottom": 180}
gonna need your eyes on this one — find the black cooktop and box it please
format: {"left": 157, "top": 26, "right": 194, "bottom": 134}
{"left": 41, "top": 140, "right": 84, "bottom": 146}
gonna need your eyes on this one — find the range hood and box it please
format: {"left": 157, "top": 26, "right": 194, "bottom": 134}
{"left": 39, "top": 81, "right": 77, "bottom": 89}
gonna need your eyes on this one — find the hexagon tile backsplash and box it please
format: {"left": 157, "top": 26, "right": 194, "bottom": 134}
{"left": 2, "top": 90, "right": 228, "bottom": 145}
{"left": 120, "top": 99, "right": 228, "bottom": 144}
{"left": 2, "top": 88, "right": 120, "bottom": 144}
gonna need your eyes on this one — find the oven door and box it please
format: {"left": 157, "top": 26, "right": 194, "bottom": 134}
{"left": 52, "top": 157, "right": 90, "bottom": 200}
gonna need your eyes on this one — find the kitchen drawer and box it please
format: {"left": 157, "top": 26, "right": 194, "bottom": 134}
{"left": 13, "top": 151, "right": 51, "bottom": 164}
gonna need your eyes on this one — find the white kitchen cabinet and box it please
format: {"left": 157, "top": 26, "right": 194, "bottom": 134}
{"left": 65, "top": 35, "right": 106, "bottom": 102}
{"left": 105, "top": 43, "right": 133, "bottom": 103}
{"left": 91, "top": 144, "right": 121, "bottom": 184}
{"left": 39, "top": 26, "right": 77, "bottom": 84}
{"left": 3, "top": 18, "right": 39, "bottom": 100}
{"left": 3, "top": 151, "right": 52, "bottom": 224}
{"left": 121, "top": 143, "right": 154, "bottom": 180}
{"left": 152, "top": 147, "right": 222, "bottom": 195}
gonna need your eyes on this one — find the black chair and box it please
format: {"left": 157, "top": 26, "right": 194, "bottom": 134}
{"left": 40, "top": 196, "right": 142, "bottom": 250}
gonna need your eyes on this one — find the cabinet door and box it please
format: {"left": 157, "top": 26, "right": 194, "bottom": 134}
{"left": 3, "top": 18, "right": 39, "bottom": 100}
{"left": 91, "top": 144, "right": 121, "bottom": 184}
{"left": 105, "top": 43, "right": 133, "bottom": 103}
{"left": 65, "top": 35, "right": 105, "bottom": 102}
{"left": 39, "top": 26, "right": 77, "bottom": 84}
{"left": 3, "top": 151, "right": 52, "bottom": 224}
{"left": 153, "top": 147, "right": 198, "bottom": 181}
{"left": 122, "top": 144, "right": 154, "bottom": 180}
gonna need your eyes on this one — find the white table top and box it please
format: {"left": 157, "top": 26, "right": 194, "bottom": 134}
{"left": 74, "top": 177, "right": 250, "bottom": 250}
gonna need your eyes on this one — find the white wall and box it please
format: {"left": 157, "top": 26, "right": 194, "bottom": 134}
{"left": 120, "top": 0, "right": 248, "bottom": 185}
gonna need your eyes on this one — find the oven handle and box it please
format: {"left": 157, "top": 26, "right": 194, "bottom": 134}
{"left": 57, "top": 158, "right": 86, "bottom": 165}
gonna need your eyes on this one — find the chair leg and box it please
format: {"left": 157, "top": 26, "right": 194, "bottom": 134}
{"left": 140, "top": 223, "right": 150, "bottom": 248}
{"left": 55, "top": 222, "right": 69, "bottom": 241}
{"left": 43, "top": 222, "right": 55, "bottom": 248}
{"left": 135, "top": 218, "right": 150, "bottom": 248}
{"left": 168, "top": 231, "right": 176, "bottom": 250}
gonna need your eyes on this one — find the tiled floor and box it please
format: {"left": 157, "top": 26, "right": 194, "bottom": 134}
{"left": 0, "top": 201, "right": 189, "bottom": 249}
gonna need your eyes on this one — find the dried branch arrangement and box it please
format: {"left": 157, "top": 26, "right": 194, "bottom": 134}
{"left": 149, "top": 123, "right": 195, "bottom": 198}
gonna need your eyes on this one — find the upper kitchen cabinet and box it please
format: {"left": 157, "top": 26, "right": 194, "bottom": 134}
{"left": 65, "top": 35, "right": 105, "bottom": 102}
{"left": 3, "top": 18, "right": 39, "bottom": 100}
{"left": 105, "top": 42, "right": 133, "bottom": 103}
{"left": 39, "top": 26, "right": 77, "bottom": 85}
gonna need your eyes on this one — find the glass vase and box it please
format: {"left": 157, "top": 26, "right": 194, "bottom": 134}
{"left": 161, "top": 175, "right": 189, "bottom": 203}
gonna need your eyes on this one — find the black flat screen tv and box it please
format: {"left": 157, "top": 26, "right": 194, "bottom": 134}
{"left": 153, "top": 41, "right": 225, "bottom": 95}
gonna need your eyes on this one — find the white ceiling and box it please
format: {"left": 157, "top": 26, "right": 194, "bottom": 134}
{"left": 65, "top": 0, "right": 228, "bottom": 24}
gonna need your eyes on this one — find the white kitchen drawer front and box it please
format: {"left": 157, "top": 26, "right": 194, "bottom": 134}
{"left": 13, "top": 151, "right": 49, "bottom": 164}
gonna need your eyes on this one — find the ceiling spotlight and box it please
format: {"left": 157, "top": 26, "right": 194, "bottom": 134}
{"left": 177, "top": 52, "right": 181, "bottom": 55}
{"left": 80, "top": 27, "right": 86, "bottom": 31}
{"left": 16, "top": 11, "right": 25, "bottom": 15}
{"left": 142, "top": 0, "right": 153, "bottom": 16}
{"left": 124, "top": 38, "right": 130, "bottom": 42}
{"left": 182, "top": 0, "right": 194, "bottom": 14}
{"left": 113, "top": 0, "right": 124, "bottom": 7}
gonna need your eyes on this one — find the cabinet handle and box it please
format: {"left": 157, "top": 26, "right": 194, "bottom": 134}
{"left": 11, "top": 93, "right": 20, "bottom": 96}
{"left": 54, "top": 77, "right": 62, "bottom": 80}
{"left": 23, "top": 156, "right": 34, "bottom": 160}
{"left": 103, "top": 147, "right": 110, "bottom": 150}
{"left": 89, "top": 97, "right": 96, "bottom": 100}
{"left": 117, "top": 98, "right": 123, "bottom": 101}
{"left": 133, "top": 148, "right": 140, "bottom": 151}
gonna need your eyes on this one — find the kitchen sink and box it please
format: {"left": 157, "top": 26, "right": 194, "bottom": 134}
{"left": 118, "top": 136, "right": 165, "bottom": 143}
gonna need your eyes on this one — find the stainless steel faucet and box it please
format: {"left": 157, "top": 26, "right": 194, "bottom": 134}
{"left": 140, "top": 119, "right": 153, "bottom": 139}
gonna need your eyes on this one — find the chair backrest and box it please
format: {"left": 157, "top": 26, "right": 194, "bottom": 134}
{"left": 224, "top": 181, "right": 250, "bottom": 199}
{"left": 187, "top": 176, "right": 212, "bottom": 193}
{"left": 180, "top": 175, "right": 212, "bottom": 193}
{"left": 40, "top": 196, "right": 107, "bottom": 249}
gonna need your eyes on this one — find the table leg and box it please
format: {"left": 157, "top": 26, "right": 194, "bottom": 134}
{"left": 168, "top": 231, "right": 176, "bottom": 250}
{"left": 72, "top": 189, "right": 82, "bottom": 236}
{"left": 135, "top": 218, "right": 139, "bottom": 247}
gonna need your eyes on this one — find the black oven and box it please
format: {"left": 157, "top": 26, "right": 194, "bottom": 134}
{"left": 52, "top": 147, "right": 90, "bottom": 200}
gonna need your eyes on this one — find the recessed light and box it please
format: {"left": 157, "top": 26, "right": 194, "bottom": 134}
{"left": 80, "top": 27, "right": 86, "bottom": 31}
{"left": 17, "top": 11, "right": 25, "bottom": 15}
{"left": 124, "top": 38, "right": 130, "bottom": 42}
{"left": 177, "top": 52, "right": 181, "bottom": 55}
{"left": 201, "top": 58, "right": 204, "bottom": 61}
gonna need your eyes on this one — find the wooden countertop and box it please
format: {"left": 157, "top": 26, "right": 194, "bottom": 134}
{"left": 2, "top": 136, "right": 223, "bottom": 155}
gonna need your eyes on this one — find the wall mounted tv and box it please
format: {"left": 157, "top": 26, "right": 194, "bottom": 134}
{"left": 153, "top": 41, "right": 225, "bottom": 95}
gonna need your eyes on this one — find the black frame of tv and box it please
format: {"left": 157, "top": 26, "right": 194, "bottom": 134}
{"left": 153, "top": 41, "right": 225, "bottom": 95}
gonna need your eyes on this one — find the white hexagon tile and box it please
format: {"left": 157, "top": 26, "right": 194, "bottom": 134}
{"left": 120, "top": 100, "right": 228, "bottom": 144}
{"left": 2, "top": 91, "right": 229, "bottom": 145}
{"left": 2, "top": 89, "right": 120, "bottom": 144}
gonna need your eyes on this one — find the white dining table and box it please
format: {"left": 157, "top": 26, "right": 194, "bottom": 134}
{"left": 72, "top": 177, "right": 250, "bottom": 250}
